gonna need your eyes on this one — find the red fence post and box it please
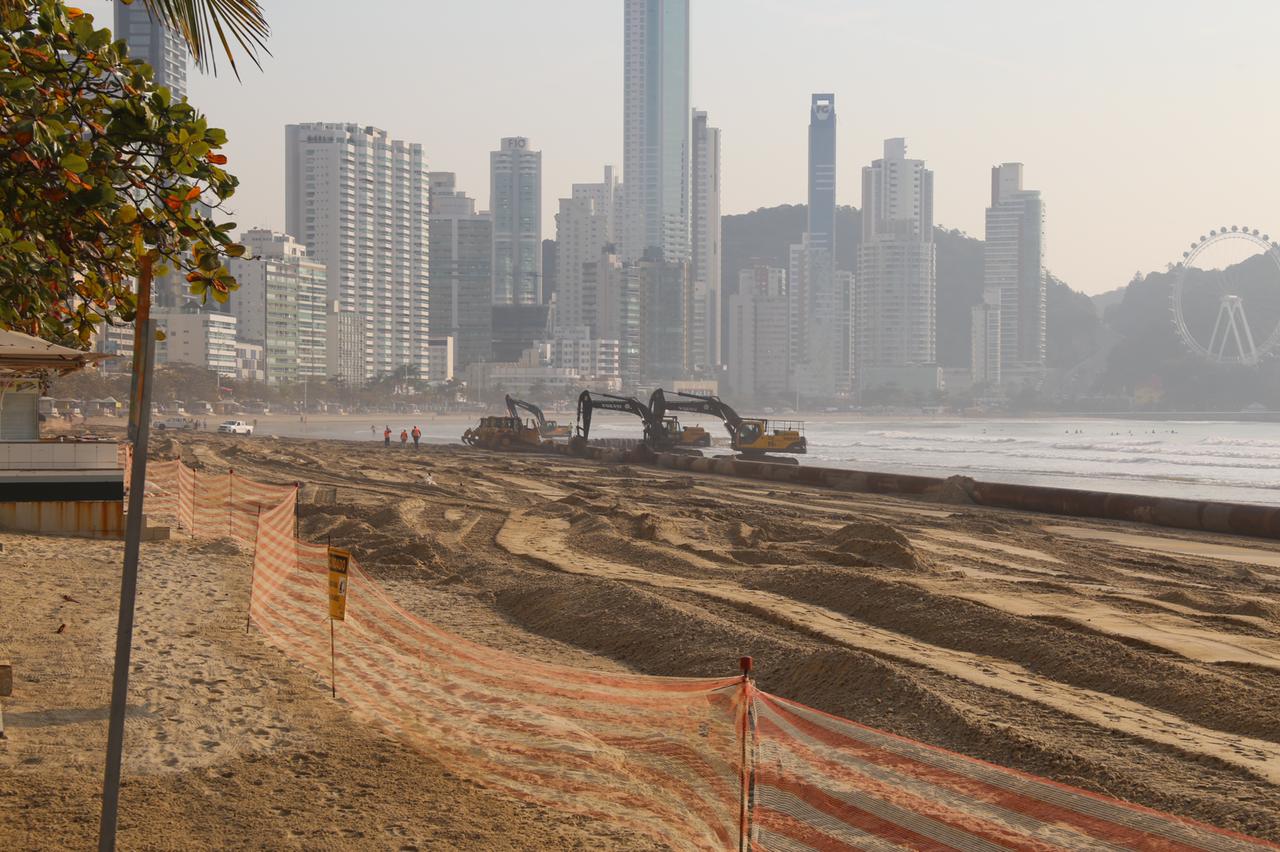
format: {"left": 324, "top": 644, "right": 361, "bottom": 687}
{"left": 245, "top": 506, "right": 262, "bottom": 634}
{"left": 739, "top": 656, "right": 754, "bottom": 852}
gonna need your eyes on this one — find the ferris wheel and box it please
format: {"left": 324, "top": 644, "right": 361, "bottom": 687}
{"left": 1172, "top": 227, "right": 1280, "bottom": 366}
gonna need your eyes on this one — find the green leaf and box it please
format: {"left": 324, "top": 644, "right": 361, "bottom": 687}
{"left": 12, "top": 241, "right": 38, "bottom": 253}
{"left": 60, "top": 153, "right": 88, "bottom": 173}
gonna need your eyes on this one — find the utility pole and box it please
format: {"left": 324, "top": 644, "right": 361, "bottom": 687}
{"left": 99, "top": 257, "right": 157, "bottom": 851}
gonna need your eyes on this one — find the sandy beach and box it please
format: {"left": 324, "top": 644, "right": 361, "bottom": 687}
{"left": 4, "top": 432, "right": 1280, "bottom": 847}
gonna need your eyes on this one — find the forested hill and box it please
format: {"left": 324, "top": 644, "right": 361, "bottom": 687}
{"left": 721, "top": 204, "right": 1279, "bottom": 409}
{"left": 720, "top": 204, "right": 1100, "bottom": 371}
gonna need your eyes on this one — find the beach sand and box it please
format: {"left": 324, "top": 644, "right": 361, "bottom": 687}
{"left": 4, "top": 432, "right": 1280, "bottom": 847}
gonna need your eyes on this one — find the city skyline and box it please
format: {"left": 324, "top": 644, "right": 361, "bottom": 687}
{"left": 82, "top": 0, "right": 1280, "bottom": 296}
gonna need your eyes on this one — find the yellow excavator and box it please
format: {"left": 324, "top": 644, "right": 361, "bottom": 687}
{"left": 505, "top": 394, "right": 571, "bottom": 439}
{"left": 648, "top": 389, "right": 806, "bottom": 459}
{"left": 461, "top": 415, "right": 544, "bottom": 450}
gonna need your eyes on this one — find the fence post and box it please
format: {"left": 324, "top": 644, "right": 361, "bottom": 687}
{"left": 245, "top": 506, "right": 262, "bottom": 634}
{"left": 738, "top": 656, "right": 754, "bottom": 852}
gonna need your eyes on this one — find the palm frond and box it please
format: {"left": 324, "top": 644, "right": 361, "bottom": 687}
{"left": 132, "top": 0, "right": 271, "bottom": 78}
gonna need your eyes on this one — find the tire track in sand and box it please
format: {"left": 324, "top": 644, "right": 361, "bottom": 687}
{"left": 496, "top": 508, "right": 1280, "bottom": 785}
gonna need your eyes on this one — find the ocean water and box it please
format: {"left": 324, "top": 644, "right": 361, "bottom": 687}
{"left": 598, "top": 416, "right": 1280, "bottom": 507}
{"left": 259, "top": 415, "right": 1280, "bottom": 508}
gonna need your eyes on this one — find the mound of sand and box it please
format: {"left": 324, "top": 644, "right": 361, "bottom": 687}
{"left": 819, "top": 520, "right": 928, "bottom": 571}
{"left": 936, "top": 475, "right": 977, "bottom": 505}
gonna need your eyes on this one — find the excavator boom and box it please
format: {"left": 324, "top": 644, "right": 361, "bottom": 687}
{"left": 505, "top": 394, "right": 547, "bottom": 431}
{"left": 575, "top": 390, "right": 668, "bottom": 447}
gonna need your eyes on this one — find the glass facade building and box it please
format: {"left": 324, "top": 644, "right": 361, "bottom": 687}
{"left": 623, "top": 0, "right": 690, "bottom": 263}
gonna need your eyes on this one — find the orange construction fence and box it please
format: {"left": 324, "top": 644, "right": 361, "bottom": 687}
{"left": 140, "top": 458, "right": 1277, "bottom": 851}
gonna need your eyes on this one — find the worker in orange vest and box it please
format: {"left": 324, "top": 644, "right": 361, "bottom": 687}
{"left": 411, "top": 425, "right": 422, "bottom": 448}
{"left": 383, "top": 425, "right": 391, "bottom": 447}
{"left": 400, "top": 429, "right": 409, "bottom": 447}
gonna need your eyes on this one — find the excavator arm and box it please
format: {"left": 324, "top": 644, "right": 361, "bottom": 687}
{"left": 576, "top": 390, "right": 667, "bottom": 447}
{"left": 648, "top": 389, "right": 743, "bottom": 442}
{"left": 505, "top": 394, "right": 547, "bottom": 431}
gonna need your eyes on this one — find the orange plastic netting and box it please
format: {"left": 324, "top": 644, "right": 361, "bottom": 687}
{"left": 137, "top": 459, "right": 1277, "bottom": 851}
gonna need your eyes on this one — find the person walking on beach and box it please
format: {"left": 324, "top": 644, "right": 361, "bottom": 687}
{"left": 400, "top": 429, "right": 409, "bottom": 448}
{"left": 411, "top": 425, "right": 421, "bottom": 448}
{"left": 383, "top": 425, "right": 392, "bottom": 447}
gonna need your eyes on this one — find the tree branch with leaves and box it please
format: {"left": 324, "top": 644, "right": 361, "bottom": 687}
{"left": 0, "top": 0, "right": 246, "bottom": 344}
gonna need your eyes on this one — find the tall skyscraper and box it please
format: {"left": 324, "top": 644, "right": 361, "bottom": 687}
{"left": 490, "top": 137, "right": 543, "bottom": 306}
{"left": 429, "top": 172, "right": 493, "bottom": 372}
{"left": 856, "top": 138, "right": 937, "bottom": 384}
{"left": 554, "top": 166, "right": 619, "bottom": 337}
{"left": 228, "top": 229, "right": 329, "bottom": 385}
{"left": 116, "top": 0, "right": 192, "bottom": 310}
{"left": 113, "top": 0, "right": 188, "bottom": 100}
{"left": 285, "top": 123, "right": 431, "bottom": 381}
{"left": 691, "top": 109, "right": 722, "bottom": 370}
{"left": 984, "top": 163, "right": 1046, "bottom": 374}
{"left": 623, "top": 0, "right": 690, "bottom": 263}
{"left": 807, "top": 94, "right": 837, "bottom": 258}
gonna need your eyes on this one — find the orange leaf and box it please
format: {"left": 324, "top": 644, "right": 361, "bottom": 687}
{"left": 184, "top": 186, "right": 201, "bottom": 201}
{"left": 205, "top": 153, "right": 228, "bottom": 165}
{"left": 66, "top": 7, "right": 84, "bottom": 18}
{"left": 165, "top": 197, "right": 182, "bottom": 211}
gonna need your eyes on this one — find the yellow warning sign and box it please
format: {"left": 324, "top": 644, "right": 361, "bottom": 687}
{"left": 327, "top": 547, "right": 350, "bottom": 621}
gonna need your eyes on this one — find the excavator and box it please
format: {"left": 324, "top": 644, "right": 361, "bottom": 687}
{"left": 571, "top": 390, "right": 708, "bottom": 453}
{"left": 649, "top": 388, "right": 807, "bottom": 460}
{"left": 505, "top": 394, "right": 571, "bottom": 439}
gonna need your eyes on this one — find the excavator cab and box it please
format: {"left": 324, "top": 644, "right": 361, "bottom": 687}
{"left": 734, "top": 418, "right": 806, "bottom": 455}
{"left": 663, "top": 416, "right": 711, "bottom": 448}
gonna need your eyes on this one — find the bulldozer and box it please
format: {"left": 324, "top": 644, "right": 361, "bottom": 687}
{"left": 461, "top": 415, "right": 544, "bottom": 450}
{"left": 505, "top": 394, "right": 571, "bottom": 439}
{"left": 649, "top": 389, "right": 806, "bottom": 460}
{"left": 571, "top": 390, "right": 706, "bottom": 454}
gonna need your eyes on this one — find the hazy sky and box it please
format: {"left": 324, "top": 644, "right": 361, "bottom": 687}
{"left": 84, "top": 0, "right": 1279, "bottom": 294}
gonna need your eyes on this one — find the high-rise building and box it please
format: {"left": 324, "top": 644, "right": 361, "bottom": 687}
{"left": 640, "top": 249, "right": 691, "bottom": 384}
{"left": 285, "top": 123, "right": 431, "bottom": 381}
{"left": 554, "top": 166, "right": 619, "bottom": 337}
{"left": 429, "top": 172, "right": 493, "bottom": 372}
{"left": 623, "top": 0, "right": 690, "bottom": 263}
{"left": 728, "top": 266, "right": 791, "bottom": 401}
{"left": 114, "top": 0, "right": 188, "bottom": 100}
{"left": 807, "top": 94, "right": 837, "bottom": 259}
{"left": 541, "top": 239, "right": 558, "bottom": 305}
{"left": 115, "top": 0, "right": 193, "bottom": 310}
{"left": 984, "top": 163, "right": 1046, "bottom": 373}
{"left": 154, "top": 306, "right": 237, "bottom": 379}
{"left": 490, "top": 137, "right": 543, "bottom": 306}
{"left": 856, "top": 138, "right": 937, "bottom": 386}
{"left": 691, "top": 109, "right": 722, "bottom": 370}
{"left": 593, "top": 248, "right": 646, "bottom": 389}
{"left": 228, "top": 229, "right": 329, "bottom": 384}
{"left": 971, "top": 287, "right": 1003, "bottom": 387}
